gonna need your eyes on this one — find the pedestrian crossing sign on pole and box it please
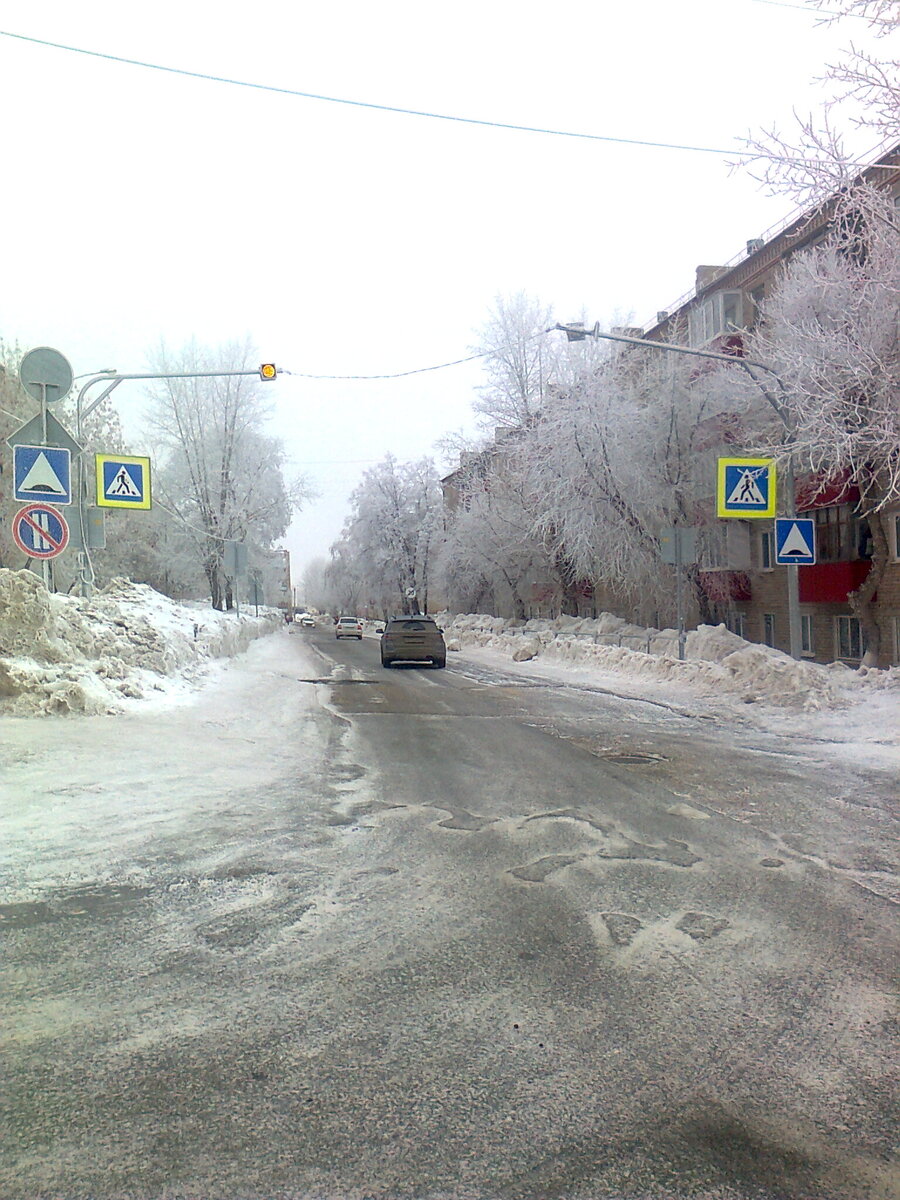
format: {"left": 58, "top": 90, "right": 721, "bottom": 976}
{"left": 775, "top": 518, "right": 816, "bottom": 565}
{"left": 95, "top": 455, "right": 152, "bottom": 509}
{"left": 717, "top": 457, "right": 776, "bottom": 518}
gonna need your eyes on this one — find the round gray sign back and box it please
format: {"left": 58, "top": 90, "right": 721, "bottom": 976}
{"left": 19, "top": 346, "right": 74, "bottom": 404}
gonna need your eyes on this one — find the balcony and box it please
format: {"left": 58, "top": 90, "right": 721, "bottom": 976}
{"left": 799, "top": 560, "right": 871, "bottom": 603}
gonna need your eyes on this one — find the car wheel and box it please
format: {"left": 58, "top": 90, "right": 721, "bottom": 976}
{"left": 381, "top": 655, "right": 393, "bottom": 668}
{"left": 433, "top": 657, "right": 446, "bottom": 669}
{"left": 357, "top": 634, "right": 362, "bottom": 640}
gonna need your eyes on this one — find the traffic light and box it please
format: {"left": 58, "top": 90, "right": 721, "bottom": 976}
{"left": 259, "top": 363, "right": 277, "bottom": 381}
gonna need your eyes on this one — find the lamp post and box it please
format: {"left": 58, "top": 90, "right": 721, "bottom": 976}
{"left": 554, "top": 322, "right": 802, "bottom": 660}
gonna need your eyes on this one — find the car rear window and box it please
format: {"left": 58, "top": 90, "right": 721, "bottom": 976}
{"left": 389, "top": 620, "right": 436, "bottom": 631}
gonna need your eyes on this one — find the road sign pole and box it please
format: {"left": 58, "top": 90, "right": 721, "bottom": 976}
{"left": 785, "top": 463, "right": 802, "bottom": 661}
{"left": 38, "top": 383, "right": 52, "bottom": 592}
{"left": 675, "top": 530, "right": 686, "bottom": 662}
{"left": 77, "top": 457, "right": 89, "bottom": 597}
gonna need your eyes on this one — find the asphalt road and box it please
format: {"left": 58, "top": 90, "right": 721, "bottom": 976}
{"left": 1, "top": 625, "right": 897, "bottom": 1200}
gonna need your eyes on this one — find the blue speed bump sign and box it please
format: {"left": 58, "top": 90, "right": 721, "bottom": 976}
{"left": 775, "top": 518, "right": 816, "bottom": 565}
{"left": 717, "top": 457, "right": 776, "bottom": 518}
{"left": 13, "top": 444, "right": 72, "bottom": 504}
{"left": 95, "top": 455, "right": 151, "bottom": 509}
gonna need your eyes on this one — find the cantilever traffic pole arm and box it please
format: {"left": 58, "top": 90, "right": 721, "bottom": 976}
{"left": 76, "top": 376, "right": 124, "bottom": 437}
{"left": 76, "top": 368, "right": 269, "bottom": 438}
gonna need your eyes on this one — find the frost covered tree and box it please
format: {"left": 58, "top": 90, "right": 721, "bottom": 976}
{"left": 713, "top": 197, "right": 900, "bottom": 664}
{"left": 0, "top": 342, "right": 38, "bottom": 570}
{"left": 437, "top": 451, "right": 554, "bottom": 619}
{"left": 333, "top": 455, "right": 443, "bottom": 615}
{"left": 724, "top": 0, "right": 900, "bottom": 662}
{"left": 519, "top": 344, "right": 757, "bottom": 624}
{"left": 143, "top": 338, "right": 312, "bottom": 609}
{"left": 471, "top": 293, "right": 561, "bottom": 431}
{"left": 298, "top": 557, "right": 331, "bottom": 613}
{"left": 323, "top": 541, "right": 369, "bottom": 618}
{"left": 740, "top": 0, "right": 898, "bottom": 204}
{"left": 728, "top": 0, "right": 900, "bottom": 663}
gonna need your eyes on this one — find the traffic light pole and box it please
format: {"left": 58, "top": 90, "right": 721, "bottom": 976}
{"left": 75, "top": 366, "right": 281, "bottom": 598}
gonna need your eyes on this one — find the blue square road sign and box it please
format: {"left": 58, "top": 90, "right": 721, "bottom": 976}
{"left": 13, "top": 444, "right": 72, "bottom": 505}
{"left": 775, "top": 518, "right": 816, "bottom": 565}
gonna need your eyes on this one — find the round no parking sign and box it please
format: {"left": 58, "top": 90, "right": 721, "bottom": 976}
{"left": 12, "top": 503, "right": 70, "bottom": 559}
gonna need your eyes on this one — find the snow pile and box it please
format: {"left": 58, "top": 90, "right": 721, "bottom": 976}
{"left": 0, "top": 569, "right": 282, "bottom": 716}
{"left": 440, "top": 611, "right": 897, "bottom": 711}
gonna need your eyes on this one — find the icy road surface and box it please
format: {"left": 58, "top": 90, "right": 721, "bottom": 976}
{"left": 1, "top": 626, "right": 897, "bottom": 1200}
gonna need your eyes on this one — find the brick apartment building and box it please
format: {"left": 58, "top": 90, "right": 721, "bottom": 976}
{"left": 442, "top": 143, "right": 900, "bottom": 666}
{"left": 643, "top": 142, "right": 900, "bottom": 667}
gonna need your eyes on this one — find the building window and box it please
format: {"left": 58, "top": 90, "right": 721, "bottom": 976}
{"left": 726, "top": 612, "right": 746, "bottom": 639}
{"left": 801, "top": 614, "right": 814, "bottom": 656}
{"left": 760, "top": 529, "right": 774, "bottom": 569}
{"left": 722, "top": 292, "right": 742, "bottom": 331}
{"left": 763, "top": 613, "right": 776, "bottom": 647}
{"left": 701, "top": 524, "right": 728, "bottom": 569}
{"left": 688, "top": 291, "right": 745, "bottom": 346}
{"left": 812, "top": 503, "right": 857, "bottom": 562}
{"left": 890, "top": 511, "right": 900, "bottom": 561}
{"left": 836, "top": 615, "right": 866, "bottom": 661}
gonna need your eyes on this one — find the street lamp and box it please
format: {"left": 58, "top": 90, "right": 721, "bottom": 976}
{"left": 554, "top": 322, "right": 803, "bottom": 660}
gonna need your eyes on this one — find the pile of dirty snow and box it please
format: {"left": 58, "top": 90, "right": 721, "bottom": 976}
{"left": 440, "top": 611, "right": 898, "bottom": 712}
{"left": 0, "top": 569, "right": 281, "bottom": 716}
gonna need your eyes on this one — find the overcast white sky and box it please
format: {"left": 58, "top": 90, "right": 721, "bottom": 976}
{"left": 0, "top": 0, "right": 888, "bottom": 584}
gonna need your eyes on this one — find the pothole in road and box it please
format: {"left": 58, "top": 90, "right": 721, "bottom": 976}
{"left": 597, "top": 751, "right": 669, "bottom": 765}
{"left": 297, "top": 678, "right": 378, "bottom": 685}
{"left": 676, "top": 911, "right": 731, "bottom": 941}
{"left": 0, "top": 884, "right": 152, "bottom": 927}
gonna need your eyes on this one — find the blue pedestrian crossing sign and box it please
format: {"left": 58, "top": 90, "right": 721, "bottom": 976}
{"left": 95, "top": 455, "right": 151, "bottom": 509}
{"left": 775, "top": 517, "right": 816, "bottom": 565}
{"left": 13, "top": 444, "right": 72, "bottom": 504}
{"left": 717, "top": 457, "right": 776, "bottom": 518}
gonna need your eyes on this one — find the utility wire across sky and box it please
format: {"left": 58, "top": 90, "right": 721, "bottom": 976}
{"left": 0, "top": 24, "right": 887, "bottom": 167}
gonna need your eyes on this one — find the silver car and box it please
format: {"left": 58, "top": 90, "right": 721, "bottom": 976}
{"left": 379, "top": 616, "right": 446, "bottom": 668}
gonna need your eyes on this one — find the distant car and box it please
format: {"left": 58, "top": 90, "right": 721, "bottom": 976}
{"left": 379, "top": 615, "right": 446, "bottom": 668}
{"left": 299, "top": 615, "right": 315, "bottom": 628}
{"left": 335, "top": 616, "right": 364, "bottom": 640}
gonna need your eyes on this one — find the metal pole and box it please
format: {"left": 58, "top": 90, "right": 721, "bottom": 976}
{"left": 784, "top": 462, "right": 802, "bottom": 660}
{"left": 35, "top": 383, "right": 53, "bottom": 592}
{"left": 676, "top": 529, "right": 685, "bottom": 661}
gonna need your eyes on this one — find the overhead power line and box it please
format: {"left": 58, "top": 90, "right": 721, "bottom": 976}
{"left": 2, "top": 27, "right": 891, "bottom": 167}
{"left": 281, "top": 351, "right": 489, "bottom": 381}
{"left": 0, "top": 28, "right": 768, "bottom": 159}
{"left": 280, "top": 328, "right": 559, "bottom": 381}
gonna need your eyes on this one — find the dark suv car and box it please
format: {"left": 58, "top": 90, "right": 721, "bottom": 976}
{"left": 379, "top": 616, "right": 446, "bottom": 668}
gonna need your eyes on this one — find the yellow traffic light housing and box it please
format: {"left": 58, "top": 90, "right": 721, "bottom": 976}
{"left": 259, "top": 363, "right": 277, "bottom": 381}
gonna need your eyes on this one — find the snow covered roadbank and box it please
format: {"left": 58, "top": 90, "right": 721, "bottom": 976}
{"left": 441, "top": 610, "right": 900, "bottom": 707}
{"left": 0, "top": 569, "right": 282, "bottom": 716}
{"left": 439, "top": 612, "right": 900, "bottom": 774}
